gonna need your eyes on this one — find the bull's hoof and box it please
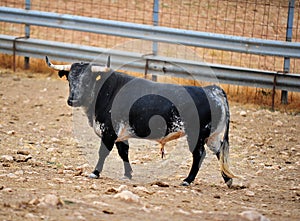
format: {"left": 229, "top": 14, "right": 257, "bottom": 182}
{"left": 120, "top": 172, "right": 132, "bottom": 180}
{"left": 180, "top": 181, "right": 190, "bottom": 186}
{"left": 120, "top": 176, "right": 131, "bottom": 181}
{"left": 89, "top": 170, "right": 100, "bottom": 179}
{"left": 225, "top": 178, "right": 233, "bottom": 188}
{"left": 89, "top": 173, "right": 99, "bottom": 179}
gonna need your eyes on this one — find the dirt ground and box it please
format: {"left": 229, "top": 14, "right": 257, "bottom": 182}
{"left": 0, "top": 69, "right": 299, "bottom": 221}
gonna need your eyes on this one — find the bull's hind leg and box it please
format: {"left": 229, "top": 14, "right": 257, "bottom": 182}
{"left": 216, "top": 139, "right": 234, "bottom": 188}
{"left": 182, "top": 141, "right": 206, "bottom": 186}
{"left": 216, "top": 150, "right": 233, "bottom": 187}
{"left": 116, "top": 141, "right": 133, "bottom": 179}
{"left": 208, "top": 136, "right": 234, "bottom": 187}
{"left": 89, "top": 138, "right": 114, "bottom": 179}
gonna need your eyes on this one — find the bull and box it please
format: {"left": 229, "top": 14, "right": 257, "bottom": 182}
{"left": 46, "top": 56, "right": 237, "bottom": 187}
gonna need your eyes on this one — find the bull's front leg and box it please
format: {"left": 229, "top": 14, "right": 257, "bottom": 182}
{"left": 116, "top": 141, "right": 133, "bottom": 179}
{"left": 89, "top": 138, "right": 114, "bottom": 179}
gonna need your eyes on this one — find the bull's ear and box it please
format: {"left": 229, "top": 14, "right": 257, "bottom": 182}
{"left": 58, "top": 70, "right": 69, "bottom": 79}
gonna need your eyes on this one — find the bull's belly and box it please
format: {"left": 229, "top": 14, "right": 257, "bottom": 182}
{"left": 115, "top": 122, "right": 185, "bottom": 158}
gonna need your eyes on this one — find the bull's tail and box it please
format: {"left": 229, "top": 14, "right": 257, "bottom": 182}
{"left": 219, "top": 91, "right": 237, "bottom": 180}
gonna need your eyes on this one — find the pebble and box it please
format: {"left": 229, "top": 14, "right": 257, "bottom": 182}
{"left": 274, "top": 120, "right": 283, "bottom": 127}
{"left": 12, "top": 76, "right": 21, "bottom": 81}
{"left": 47, "top": 148, "right": 57, "bottom": 153}
{"left": 54, "top": 178, "right": 66, "bottom": 184}
{"left": 1, "top": 155, "right": 14, "bottom": 162}
{"left": 15, "top": 170, "right": 24, "bottom": 175}
{"left": 2, "top": 163, "right": 10, "bottom": 167}
{"left": 150, "top": 181, "right": 169, "bottom": 187}
{"left": 17, "top": 150, "right": 30, "bottom": 155}
{"left": 17, "top": 177, "right": 27, "bottom": 182}
{"left": 176, "top": 208, "right": 191, "bottom": 215}
{"left": 106, "top": 185, "right": 128, "bottom": 194}
{"left": 89, "top": 183, "right": 98, "bottom": 190}
{"left": 114, "top": 190, "right": 140, "bottom": 203}
{"left": 2, "top": 187, "right": 13, "bottom": 192}
{"left": 106, "top": 188, "right": 119, "bottom": 194}
{"left": 74, "top": 169, "right": 83, "bottom": 176}
{"left": 14, "top": 155, "right": 32, "bottom": 162}
{"left": 50, "top": 137, "right": 61, "bottom": 143}
{"left": 191, "top": 209, "right": 204, "bottom": 214}
{"left": 7, "top": 173, "right": 18, "bottom": 178}
{"left": 74, "top": 186, "right": 81, "bottom": 191}
{"left": 76, "top": 163, "right": 90, "bottom": 170}
{"left": 131, "top": 159, "right": 141, "bottom": 164}
{"left": 116, "top": 184, "right": 128, "bottom": 192}
{"left": 29, "top": 198, "right": 40, "bottom": 205}
{"left": 7, "top": 130, "right": 16, "bottom": 135}
{"left": 255, "top": 170, "right": 263, "bottom": 175}
{"left": 50, "top": 157, "right": 57, "bottom": 162}
{"left": 27, "top": 121, "right": 34, "bottom": 126}
{"left": 134, "top": 186, "right": 151, "bottom": 194}
{"left": 245, "top": 190, "right": 255, "bottom": 197}
{"left": 76, "top": 215, "right": 86, "bottom": 220}
{"left": 25, "top": 213, "right": 38, "bottom": 219}
{"left": 102, "top": 209, "right": 114, "bottom": 215}
{"left": 64, "top": 165, "right": 73, "bottom": 170}
{"left": 93, "top": 201, "right": 110, "bottom": 207}
{"left": 63, "top": 169, "right": 73, "bottom": 175}
{"left": 240, "top": 210, "right": 270, "bottom": 221}
{"left": 38, "top": 194, "right": 64, "bottom": 207}
{"left": 240, "top": 111, "right": 247, "bottom": 117}
{"left": 73, "top": 212, "right": 86, "bottom": 220}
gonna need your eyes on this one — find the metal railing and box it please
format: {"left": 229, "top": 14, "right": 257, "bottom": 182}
{"left": 1, "top": 34, "right": 299, "bottom": 94}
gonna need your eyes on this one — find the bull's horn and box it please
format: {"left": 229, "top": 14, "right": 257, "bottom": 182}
{"left": 45, "top": 56, "right": 71, "bottom": 71}
{"left": 91, "top": 55, "right": 111, "bottom": 72}
{"left": 91, "top": 65, "right": 110, "bottom": 72}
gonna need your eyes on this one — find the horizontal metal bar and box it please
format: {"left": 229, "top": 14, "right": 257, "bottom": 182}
{"left": 145, "top": 57, "right": 300, "bottom": 91}
{"left": 1, "top": 7, "right": 300, "bottom": 58}
{"left": 1, "top": 34, "right": 299, "bottom": 92}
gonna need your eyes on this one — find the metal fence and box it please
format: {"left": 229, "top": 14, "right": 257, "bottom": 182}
{"left": 1, "top": 0, "right": 300, "bottom": 73}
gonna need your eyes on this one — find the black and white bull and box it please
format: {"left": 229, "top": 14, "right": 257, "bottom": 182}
{"left": 46, "top": 56, "right": 237, "bottom": 187}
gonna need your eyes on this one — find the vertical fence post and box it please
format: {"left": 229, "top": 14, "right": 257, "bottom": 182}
{"left": 152, "top": 0, "right": 159, "bottom": 55}
{"left": 281, "top": 0, "right": 295, "bottom": 104}
{"left": 24, "top": 0, "right": 30, "bottom": 69}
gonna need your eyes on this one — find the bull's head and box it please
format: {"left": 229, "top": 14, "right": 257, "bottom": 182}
{"left": 46, "top": 56, "right": 110, "bottom": 107}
